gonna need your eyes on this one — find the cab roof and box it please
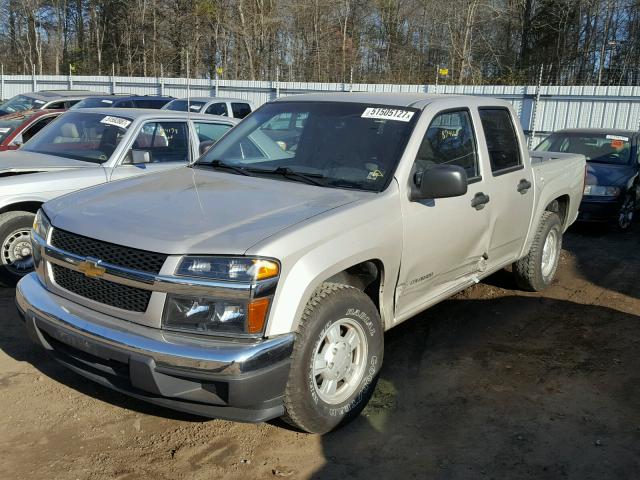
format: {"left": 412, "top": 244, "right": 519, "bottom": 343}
{"left": 272, "top": 92, "right": 512, "bottom": 110}
{"left": 68, "top": 107, "right": 240, "bottom": 123}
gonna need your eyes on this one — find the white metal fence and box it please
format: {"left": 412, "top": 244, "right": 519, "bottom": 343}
{"left": 1, "top": 74, "right": 639, "bottom": 145}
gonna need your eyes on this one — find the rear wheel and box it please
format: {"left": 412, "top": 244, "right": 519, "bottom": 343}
{"left": 282, "top": 283, "right": 383, "bottom": 434}
{"left": 513, "top": 211, "right": 562, "bottom": 292}
{"left": 0, "top": 211, "right": 36, "bottom": 286}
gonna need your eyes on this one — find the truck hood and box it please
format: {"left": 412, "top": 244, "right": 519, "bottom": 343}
{"left": 45, "top": 167, "right": 367, "bottom": 255}
{"left": 0, "top": 150, "right": 95, "bottom": 176}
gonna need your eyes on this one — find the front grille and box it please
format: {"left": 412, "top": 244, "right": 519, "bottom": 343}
{"left": 51, "top": 228, "right": 167, "bottom": 274}
{"left": 52, "top": 264, "right": 152, "bottom": 312}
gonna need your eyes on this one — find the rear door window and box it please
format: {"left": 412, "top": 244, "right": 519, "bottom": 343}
{"left": 479, "top": 108, "right": 522, "bottom": 174}
{"left": 22, "top": 116, "right": 57, "bottom": 142}
{"left": 205, "top": 102, "right": 229, "bottom": 116}
{"left": 231, "top": 103, "right": 252, "bottom": 119}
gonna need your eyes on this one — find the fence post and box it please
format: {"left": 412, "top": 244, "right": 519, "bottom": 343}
{"left": 349, "top": 67, "right": 354, "bottom": 92}
{"left": 68, "top": 64, "right": 73, "bottom": 89}
{"left": 215, "top": 72, "right": 219, "bottom": 97}
{"left": 528, "top": 64, "right": 545, "bottom": 149}
{"left": 159, "top": 64, "right": 164, "bottom": 96}
{"left": 0, "top": 64, "right": 4, "bottom": 101}
{"left": 275, "top": 66, "right": 280, "bottom": 99}
{"left": 32, "top": 64, "right": 37, "bottom": 91}
{"left": 111, "top": 64, "right": 116, "bottom": 94}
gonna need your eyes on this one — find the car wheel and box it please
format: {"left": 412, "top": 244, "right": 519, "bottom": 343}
{"left": 282, "top": 282, "right": 384, "bottom": 434}
{"left": 0, "top": 211, "right": 36, "bottom": 286}
{"left": 513, "top": 211, "right": 562, "bottom": 292}
{"left": 616, "top": 192, "right": 635, "bottom": 231}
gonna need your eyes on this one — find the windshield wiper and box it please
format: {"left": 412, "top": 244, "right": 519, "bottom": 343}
{"left": 266, "top": 166, "right": 325, "bottom": 186}
{"left": 198, "top": 159, "right": 253, "bottom": 176}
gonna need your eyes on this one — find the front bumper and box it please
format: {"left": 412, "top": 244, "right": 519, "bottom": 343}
{"left": 16, "top": 273, "right": 294, "bottom": 422}
{"left": 577, "top": 197, "right": 620, "bottom": 222}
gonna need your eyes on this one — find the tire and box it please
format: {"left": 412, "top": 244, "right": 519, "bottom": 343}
{"left": 615, "top": 191, "right": 635, "bottom": 232}
{"left": 282, "top": 282, "right": 384, "bottom": 434}
{"left": 0, "top": 211, "right": 36, "bottom": 286}
{"left": 513, "top": 211, "right": 562, "bottom": 292}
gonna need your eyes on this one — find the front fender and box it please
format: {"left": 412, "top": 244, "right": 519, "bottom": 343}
{"left": 251, "top": 190, "right": 403, "bottom": 337}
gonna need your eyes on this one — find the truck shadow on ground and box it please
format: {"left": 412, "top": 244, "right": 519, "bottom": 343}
{"left": 313, "top": 295, "right": 640, "bottom": 480}
{"left": 3, "top": 290, "right": 639, "bottom": 479}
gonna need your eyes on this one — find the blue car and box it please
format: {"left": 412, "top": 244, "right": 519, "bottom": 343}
{"left": 70, "top": 94, "right": 174, "bottom": 110}
{"left": 536, "top": 129, "right": 640, "bottom": 230}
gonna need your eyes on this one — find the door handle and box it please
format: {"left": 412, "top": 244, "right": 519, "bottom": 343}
{"left": 471, "top": 192, "right": 490, "bottom": 210}
{"left": 517, "top": 179, "right": 532, "bottom": 194}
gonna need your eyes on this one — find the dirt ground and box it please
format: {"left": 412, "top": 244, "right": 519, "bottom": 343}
{"left": 1, "top": 224, "right": 639, "bottom": 480}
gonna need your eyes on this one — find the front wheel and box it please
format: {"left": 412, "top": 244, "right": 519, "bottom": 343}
{"left": 0, "top": 211, "right": 36, "bottom": 286}
{"left": 616, "top": 192, "right": 635, "bottom": 231}
{"left": 513, "top": 211, "right": 562, "bottom": 292}
{"left": 282, "top": 283, "right": 384, "bottom": 434}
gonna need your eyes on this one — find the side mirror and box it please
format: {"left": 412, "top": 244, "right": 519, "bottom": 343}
{"left": 10, "top": 134, "right": 23, "bottom": 147}
{"left": 128, "top": 149, "right": 151, "bottom": 164}
{"left": 411, "top": 164, "right": 468, "bottom": 201}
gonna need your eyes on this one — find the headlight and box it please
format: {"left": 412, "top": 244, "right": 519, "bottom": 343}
{"left": 176, "top": 256, "right": 279, "bottom": 282}
{"left": 164, "top": 256, "right": 279, "bottom": 336}
{"left": 583, "top": 185, "right": 621, "bottom": 197}
{"left": 162, "top": 295, "right": 270, "bottom": 336}
{"left": 32, "top": 209, "right": 52, "bottom": 239}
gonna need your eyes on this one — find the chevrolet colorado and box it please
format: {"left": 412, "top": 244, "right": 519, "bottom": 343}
{"left": 17, "top": 93, "right": 586, "bottom": 434}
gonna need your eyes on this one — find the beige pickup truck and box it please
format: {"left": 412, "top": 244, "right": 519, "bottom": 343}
{"left": 17, "top": 93, "right": 585, "bottom": 434}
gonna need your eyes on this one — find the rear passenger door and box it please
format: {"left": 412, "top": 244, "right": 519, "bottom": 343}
{"left": 478, "top": 107, "right": 535, "bottom": 267}
{"left": 110, "top": 120, "right": 191, "bottom": 180}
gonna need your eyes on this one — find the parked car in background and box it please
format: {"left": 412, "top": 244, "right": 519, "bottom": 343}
{"left": 163, "top": 96, "right": 254, "bottom": 118}
{"left": 0, "top": 90, "right": 107, "bottom": 117}
{"left": 71, "top": 95, "right": 174, "bottom": 110}
{"left": 0, "top": 110, "right": 64, "bottom": 151}
{"left": 0, "top": 108, "right": 237, "bottom": 283}
{"left": 535, "top": 129, "right": 640, "bottom": 230}
{"left": 17, "top": 94, "right": 585, "bottom": 433}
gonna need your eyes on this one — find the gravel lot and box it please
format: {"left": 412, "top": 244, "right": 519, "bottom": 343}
{"left": 1, "top": 224, "right": 639, "bottom": 480}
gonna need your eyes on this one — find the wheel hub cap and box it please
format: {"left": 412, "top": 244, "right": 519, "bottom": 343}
{"left": 541, "top": 228, "right": 558, "bottom": 278}
{"left": 312, "top": 319, "right": 368, "bottom": 405}
{"left": 2, "top": 229, "right": 34, "bottom": 276}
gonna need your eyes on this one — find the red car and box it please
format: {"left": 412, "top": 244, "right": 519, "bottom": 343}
{"left": 0, "top": 109, "right": 64, "bottom": 151}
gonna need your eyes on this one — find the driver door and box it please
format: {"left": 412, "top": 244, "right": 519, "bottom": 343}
{"left": 110, "top": 121, "right": 191, "bottom": 181}
{"left": 395, "top": 108, "right": 493, "bottom": 320}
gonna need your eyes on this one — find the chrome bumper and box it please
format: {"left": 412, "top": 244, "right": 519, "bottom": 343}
{"left": 16, "top": 273, "right": 294, "bottom": 421}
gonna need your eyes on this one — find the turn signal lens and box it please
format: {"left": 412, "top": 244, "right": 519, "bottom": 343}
{"left": 253, "top": 259, "right": 279, "bottom": 280}
{"left": 248, "top": 297, "right": 270, "bottom": 334}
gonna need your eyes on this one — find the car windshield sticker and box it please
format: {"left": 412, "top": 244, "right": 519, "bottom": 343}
{"left": 606, "top": 134, "right": 629, "bottom": 142}
{"left": 361, "top": 107, "right": 415, "bottom": 122}
{"left": 101, "top": 99, "right": 114, "bottom": 104}
{"left": 189, "top": 104, "right": 201, "bottom": 111}
{"left": 0, "top": 127, "right": 10, "bottom": 133}
{"left": 100, "top": 115, "right": 131, "bottom": 129}
{"left": 367, "top": 169, "right": 384, "bottom": 180}
{"left": 34, "top": 100, "right": 46, "bottom": 105}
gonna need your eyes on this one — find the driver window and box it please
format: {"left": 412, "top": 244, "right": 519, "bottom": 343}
{"left": 415, "top": 109, "right": 479, "bottom": 181}
{"left": 130, "top": 121, "right": 190, "bottom": 163}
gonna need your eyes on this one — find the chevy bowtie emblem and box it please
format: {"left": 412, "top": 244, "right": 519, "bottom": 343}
{"left": 77, "top": 259, "right": 106, "bottom": 279}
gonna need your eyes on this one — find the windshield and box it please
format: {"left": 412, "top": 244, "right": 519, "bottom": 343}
{"left": 22, "top": 112, "right": 131, "bottom": 163}
{"left": 0, "top": 112, "right": 36, "bottom": 142}
{"left": 196, "top": 101, "right": 419, "bottom": 191}
{"left": 71, "top": 97, "right": 118, "bottom": 109}
{"left": 164, "top": 100, "right": 207, "bottom": 113}
{"left": 536, "top": 132, "right": 632, "bottom": 165}
{"left": 0, "top": 94, "right": 46, "bottom": 115}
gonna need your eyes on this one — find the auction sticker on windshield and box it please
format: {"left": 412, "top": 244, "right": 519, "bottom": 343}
{"left": 100, "top": 116, "right": 131, "bottom": 129}
{"left": 606, "top": 134, "right": 629, "bottom": 142}
{"left": 362, "top": 107, "right": 415, "bottom": 122}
